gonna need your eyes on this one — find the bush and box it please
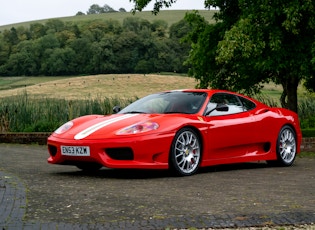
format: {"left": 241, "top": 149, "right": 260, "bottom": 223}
{"left": 302, "top": 129, "right": 315, "bottom": 138}
{"left": 23, "top": 120, "right": 61, "bottom": 132}
{"left": 300, "top": 116, "right": 315, "bottom": 129}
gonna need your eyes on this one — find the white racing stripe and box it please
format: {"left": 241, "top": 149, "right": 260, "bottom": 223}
{"left": 74, "top": 114, "right": 138, "bottom": 140}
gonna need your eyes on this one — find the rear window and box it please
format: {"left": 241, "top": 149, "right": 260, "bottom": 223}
{"left": 238, "top": 96, "right": 256, "bottom": 111}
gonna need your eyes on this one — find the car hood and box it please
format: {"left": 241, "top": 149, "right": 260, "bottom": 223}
{"left": 52, "top": 113, "right": 187, "bottom": 140}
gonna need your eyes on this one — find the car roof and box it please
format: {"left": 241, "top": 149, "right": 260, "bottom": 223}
{"left": 168, "top": 89, "right": 267, "bottom": 107}
{"left": 170, "top": 89, "right": 233, "bottom": 95}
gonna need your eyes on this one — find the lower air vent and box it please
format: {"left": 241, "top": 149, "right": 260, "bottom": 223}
{"left": 48, "top": 145, "right": 57, "bottom": 156}
{"left": 105, "top": 147, "right": 134, "bottom": 160}
{"left": 263, "top": 142, "right": 271, "bottom": 152}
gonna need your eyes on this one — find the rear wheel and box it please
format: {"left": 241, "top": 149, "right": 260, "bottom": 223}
{"left": 76, "top": 162, "right": 103, "bottom": 171}
{"left": 268, "top": 125, "right": 297, "bottom": 166}
{"left": 170, "top": 128, "right": 201, "bottom": 176}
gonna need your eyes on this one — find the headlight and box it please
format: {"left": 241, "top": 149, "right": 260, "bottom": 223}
{"left": 116, "top": 121, "right": 159, "bottom": 135}
{"left": 54, "top": 121, "right": 73, "bottom": 134}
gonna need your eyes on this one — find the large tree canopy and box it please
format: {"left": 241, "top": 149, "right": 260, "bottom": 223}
{"left": 0, "top": 18, "right": 191, "bottom": 76}
{"left": 131, "top": 0, "right": 315, "bottom": 113}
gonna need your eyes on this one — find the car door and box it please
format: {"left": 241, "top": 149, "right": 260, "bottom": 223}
{"left": 203, "top": 93, "right": 259, "bottom": 161}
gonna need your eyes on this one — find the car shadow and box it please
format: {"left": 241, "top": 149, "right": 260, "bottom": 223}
{"left": 53, "top": 168, "right": 172, "bottom": 179}
{"left": 198, "top": 161, "right": 269, "bottom": 174}
{"left": 51, "top": 161, "right": 270, "bottom": 179}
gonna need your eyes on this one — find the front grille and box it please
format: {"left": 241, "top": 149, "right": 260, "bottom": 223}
{"left": 105, "top": 147, "right": 134, "bottom": 160}
{"left": 48, "top": 145, "right": 57, "bottom": 156}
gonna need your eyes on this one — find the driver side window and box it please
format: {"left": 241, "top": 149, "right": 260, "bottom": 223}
{"left": 206, "top": 93, "right": 245, "bottom": 116}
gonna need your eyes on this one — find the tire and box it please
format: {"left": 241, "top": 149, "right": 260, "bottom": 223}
{"left": 268, "top": 125, "right": 297, "bottom": 167}
{"left": 76, "top": 162, "right": 103, "bottom": 171}
{"left": 170, "top": 127, "right": 202, "bottom": 176}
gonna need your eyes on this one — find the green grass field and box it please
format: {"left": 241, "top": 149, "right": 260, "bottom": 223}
{"left": 0, "top": 76, "right": 74, "bottom": 91}
{"left": 0, "top": 74, "right": 313, "bottom": 101}
{"left": 0, "top": 10, "right": 217, "bottom": 30}
{"left": 0, "top": 74, "right": 198, "bottom": 99}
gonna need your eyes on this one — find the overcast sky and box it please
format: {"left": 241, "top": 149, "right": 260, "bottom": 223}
{"left": 0, "top": 0, "right": 206, "bottom": 26}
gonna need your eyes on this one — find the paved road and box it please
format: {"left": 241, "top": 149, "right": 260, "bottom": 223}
{"left": 0, "top": 144, "right": 315, "bottom": 229}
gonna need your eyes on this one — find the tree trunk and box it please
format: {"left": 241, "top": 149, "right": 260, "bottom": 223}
{"left": 280, "top": 77, "right": 299, "bottom": 113}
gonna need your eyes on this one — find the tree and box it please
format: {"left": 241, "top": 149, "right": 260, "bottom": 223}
{"left": 69, "top": 37, "right": 94, "bottom": 74}
{"left": 42, "top": 47, "right": 76, "bottom": 75}
{"left": 132, "top": 0, "right": 177, "bottom": 14}
{"left": 213, "top": 0, "right": 315, "bottom": 112}
{"left": 30, "top": 23, "right": 46, "bottom": 39}
{"left": 76, "top": 11, "right": 85, "bottom": 16}
{"left": 1, "top": 37, "right": 38, "bottom": 75}
{"left": 131, "top": 0, "right": 315, "bottom": 113}
{"left": 87, "top": 4, "right": 116, "bottom": 14}
{"left": 103, "top": 4, "right": 116, "bottom": 13}
{"left": 151, "top": 20, "right": 168, "bottom": 37}
{"left": 45, "top": 19, "right": 65, "bottom": 33}
{"left": 112, "top": 31, "right": 141, "bottom": 73}
{"left": 123, "top": 17, "right": 151, "bottom": 34}
{"left": 87, "top": 4, "right": 104, "bottom": 14}
{"left": 34, "top": 34, "right": 60, "bottom": 74}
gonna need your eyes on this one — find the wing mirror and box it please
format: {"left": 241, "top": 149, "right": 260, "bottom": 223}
{"left": 113, "top": 106, "right": 121, "bottom": 114}
{"left": 216, "top": 104, "right": 229, "bottom": 112}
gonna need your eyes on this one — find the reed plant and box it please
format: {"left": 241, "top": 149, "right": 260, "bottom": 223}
{"left": 0, "top": 91, "right": 136, "bottom": 132}
{"left": 0, "top": 91, "right": 314, "bottom": 134}
{"left": 298, "top": 98, "right": 315, "bottom": 135}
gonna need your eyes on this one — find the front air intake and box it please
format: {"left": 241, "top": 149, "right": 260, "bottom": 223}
{"left": 48, "top": 145, "right": 58, "bottom": 156}
{"left": 105, "top": 147, "right": 134, "bottom": 160}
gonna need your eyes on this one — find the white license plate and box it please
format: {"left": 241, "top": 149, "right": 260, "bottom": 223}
{"left": 61, "top": 146, "right": 90, "bottom": 156}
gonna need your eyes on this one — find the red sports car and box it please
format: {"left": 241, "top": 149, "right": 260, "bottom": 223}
{"left": 47, "top": 89, "right": 302, "bottom": 176}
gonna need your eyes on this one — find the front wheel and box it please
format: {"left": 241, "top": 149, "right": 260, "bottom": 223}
{"left": 268, "top": 125, "right": 297, "bottom": 167}
{"left": 170, "top": 128, "right": 202, "bottom": 176}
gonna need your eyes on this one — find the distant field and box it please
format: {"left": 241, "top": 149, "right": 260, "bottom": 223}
{"left": 1, "top": 74, "right": 312, "bottom": 102}
{"left": 0, "top": 74, "right": 198, "bottom": 99}
{"left": 0, "top": 10, "right": 216, "bottom": 30}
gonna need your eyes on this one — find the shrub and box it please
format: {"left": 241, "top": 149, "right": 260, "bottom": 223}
{"left": 302, "top": 129, "right": 315, "bottom": 138}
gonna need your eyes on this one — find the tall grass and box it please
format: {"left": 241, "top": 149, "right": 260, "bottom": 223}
{"left": 298, "top": 97, "right": 315, "bottom": 129}
{"left": 0, "top": 91, "right": 136, "bottom": 132}
{"left": 255, "top": 94, "right": 315, "bottom": 130}
{"left": 0, "top": 91, "right": 314, "bottom": 132}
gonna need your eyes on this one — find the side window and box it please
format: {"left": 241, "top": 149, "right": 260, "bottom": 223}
{"left": 238, "top": 96, "right": 256, "bottom": 111}
{"left": 206, "top": 93, "right": 245, "bottom": 116}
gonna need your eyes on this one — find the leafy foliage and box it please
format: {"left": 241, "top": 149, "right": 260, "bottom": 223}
{"left": 0, "top": 17, "right": 192, "bottom": 76}
{"left": 131, "top": 0, "right": 315, "bottom": 113}
{"left": 87, "top": 4, "right": 117, "bottom": 14}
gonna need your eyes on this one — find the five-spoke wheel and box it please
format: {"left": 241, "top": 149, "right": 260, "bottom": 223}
{"left": 170, "top": 128, "right": 201, "bottom": 176}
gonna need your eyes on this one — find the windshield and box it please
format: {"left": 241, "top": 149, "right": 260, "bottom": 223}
{"left": 119, "top": 91, "right": 207, "bottom": 114}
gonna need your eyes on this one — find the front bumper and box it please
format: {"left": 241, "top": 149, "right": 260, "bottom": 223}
{"left": 47, "top": 133, "right": 173, "bottom": 169}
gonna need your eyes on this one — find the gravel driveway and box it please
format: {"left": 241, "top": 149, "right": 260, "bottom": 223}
{"left": 0, "top": 144, "right": 314, "bottom": 229}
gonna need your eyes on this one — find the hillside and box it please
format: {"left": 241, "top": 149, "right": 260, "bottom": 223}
{"left": 0, "top": 10, "right": 216, "bottom": 31}
{"left": 0, "top": 74, "right": 198, "bottom": 99}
